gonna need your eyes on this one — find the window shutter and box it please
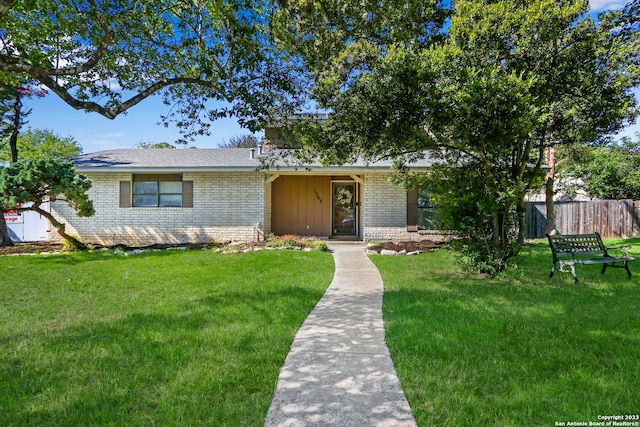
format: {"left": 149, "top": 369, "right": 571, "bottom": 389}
{"left": 119, "top": 181, "right": 131, "bottom": 208}
{"left": 182, "top": 181, "right": 193, "bottom": 208}
{"left": 406, "top": 188, "right": 418, "bottom": 231}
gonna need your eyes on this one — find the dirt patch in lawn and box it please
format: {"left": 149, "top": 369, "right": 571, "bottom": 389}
{"left": 0, "top": 242, "right": 66, "bottom": 255}
{"left": 0, "top": 241, "right": 267, "bottom": 255}
{"left": 367, "top": 239, "right": 443, "bottom": 253}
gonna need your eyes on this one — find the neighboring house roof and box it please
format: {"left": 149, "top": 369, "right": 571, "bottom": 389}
{"left": 72, "top": 148, "right": 435, "bottom": 173}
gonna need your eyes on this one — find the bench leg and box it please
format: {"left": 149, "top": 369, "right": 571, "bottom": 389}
{"left": 549, "top": 262, "right": 556, "bottom": 278}
{"left": 624, "top": 261, "right": 632, "bottom": 279}
{"left": 601, "top": 261, "right": 632, "bottom": 279}
{"left": 570, "top": 264, "right": 579, "bottom": 284}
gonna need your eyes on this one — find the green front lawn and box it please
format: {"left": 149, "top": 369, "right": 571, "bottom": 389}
{"left": 373, "top": 239, "right": 640, "bottom": 427}
{"left": 4, "top": 240, "right": 638, "bottom": 427}
{"left": 0, "top": 249, "right": 333, "bottom": 426}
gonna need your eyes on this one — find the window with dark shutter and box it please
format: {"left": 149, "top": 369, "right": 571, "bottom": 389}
{"left": 119, "top": 181, "right": 131, "bottom": 208}
{"left": 182, "top": 181, "right": 193, "bottom": 208}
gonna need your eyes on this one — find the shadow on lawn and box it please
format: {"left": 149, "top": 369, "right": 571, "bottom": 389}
{"left": 382, "top": 252, "right": 640, "bottom": 426}
{"left": 0, "top": 286, "right": 321, "bottom": 426}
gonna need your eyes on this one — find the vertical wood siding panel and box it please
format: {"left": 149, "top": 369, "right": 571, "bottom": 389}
{"left": 271, "top": 176, "right": 332, "bottom": 236}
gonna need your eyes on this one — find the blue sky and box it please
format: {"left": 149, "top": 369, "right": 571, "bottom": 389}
{"left": 23, "top": 95, "right": 248, "bottom": 152}
{"left": 22, "top": 0, "right": 639, "bottom": 154}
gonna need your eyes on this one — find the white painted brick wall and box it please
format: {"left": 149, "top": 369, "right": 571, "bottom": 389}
{"left": 360, "top": 173, "right": 441, "bottom": 242}
{"left": 51, "top": 172, "right": 266, "bottom": 246}
{"left": 50, "top": 171, "right": 443, "bottom": 246}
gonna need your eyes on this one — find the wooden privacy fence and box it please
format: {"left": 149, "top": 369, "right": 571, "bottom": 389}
{"left": 525, "top": 200, "right": 640, "bottom": 238}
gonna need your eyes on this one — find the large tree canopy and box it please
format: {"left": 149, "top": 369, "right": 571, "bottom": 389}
{"left": 276, "top": 0, "right": 639, "bottom": 272}
{"left": 0, "top": 0, "right": 302, "bottom": 140}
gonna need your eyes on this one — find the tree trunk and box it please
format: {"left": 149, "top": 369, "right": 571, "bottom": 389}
{"left": 516, "top": 196, "right": 527, "bottom": 249}
{"left": 0, "top": 87, "right": 23, "bottom": 244}
{"left": 544, "top": 106, "right": 558, "bottom": 236}
{"left": 492, "top": 211, "right": 507, "bottom": 273}
{"left": 0, "top": 211, "right": 13, "bottom": 246}
{"left": 30, "top": 205, "right": 87, "bottom": 250}
{"left": 544, "top": 144, "right": 557, "bottom": 236}
{"left": 545, "top": 173, "right": 557, "bottom": 235}
{"left": 10, "top": 87, "right": 21, "bottom": 163}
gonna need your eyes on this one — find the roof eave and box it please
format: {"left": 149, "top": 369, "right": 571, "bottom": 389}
{"left": 75, "top": 165, "right": 431, "bottom": 174}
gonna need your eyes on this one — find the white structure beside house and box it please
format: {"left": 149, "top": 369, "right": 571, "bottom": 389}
{"left": 4, "top": 201, "right": 51, "bottom": 242}
{"left": 51, "top": 147, "right": 442, "bottom": 246}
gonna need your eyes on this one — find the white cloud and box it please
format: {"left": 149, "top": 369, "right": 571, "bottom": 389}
{"left": 589, "top": 0, "right": 627, "bottom": 11}
{"left": 96, "top": 133, "right": 124, "bottom": 138}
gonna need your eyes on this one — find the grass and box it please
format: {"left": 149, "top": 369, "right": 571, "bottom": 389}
{"left": 372, "top": 238, "right": 640, "bottom": 427}
{"left": 0, "top": 249, "right": 334, "bottom": 426}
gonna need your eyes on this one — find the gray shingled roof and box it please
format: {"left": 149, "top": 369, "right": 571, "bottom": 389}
{"left": 72, "top": 148, "right": 434, "bottom": 173}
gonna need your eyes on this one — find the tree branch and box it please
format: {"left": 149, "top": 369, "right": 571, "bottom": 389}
{"left": 34, "top": 74, "right": 225, "bottom": 119}
{"left": 0, "top": 0, "right": 113, "bottom": 77}
{"left": 30, "top": 204, "right": 87, "bottom": 249}
{"left": 0, "top": 0, "right": 17, "bottom": 16}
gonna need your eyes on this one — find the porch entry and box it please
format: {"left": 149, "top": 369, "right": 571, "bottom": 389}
{"left": 270, "top": 176, "right": 359, "bottom": 238}
{"left": 332, "top": 182, "right": 357, "bottom": 236}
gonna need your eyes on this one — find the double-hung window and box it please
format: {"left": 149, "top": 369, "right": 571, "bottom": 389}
{"left": 120, "top": 174, "right": 193, "bottom": 208}
{"left": 133, "top": 180, "right": 182, "bottom": 207}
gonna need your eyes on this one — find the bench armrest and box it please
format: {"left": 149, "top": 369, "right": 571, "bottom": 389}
{"left": 606, "top": 245, "right": 631, "bottom": 257}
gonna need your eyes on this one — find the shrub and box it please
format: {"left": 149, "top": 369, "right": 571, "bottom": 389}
{"left": 265, "top": 235, "right": 328, "bottom": 251}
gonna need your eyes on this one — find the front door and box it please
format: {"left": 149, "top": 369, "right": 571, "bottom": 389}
{"left": 332, "top": 182, "right": 357, "bottom": 236}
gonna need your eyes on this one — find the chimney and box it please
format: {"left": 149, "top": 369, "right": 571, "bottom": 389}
{"left": 250, "top": 148, "right": 256, "bottom": 159}
{"left": 258, "top": 144, "right": 263, "bottom": 155}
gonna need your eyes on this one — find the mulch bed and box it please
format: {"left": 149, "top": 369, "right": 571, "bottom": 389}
{"left": 0, "top": 241, "right": 271, "bottom": 255}
{"left": 367, "top": 239, "right": 443, "bottom": 253}
{"left": 0, "top": 240, "right": 443, "bottom": 255}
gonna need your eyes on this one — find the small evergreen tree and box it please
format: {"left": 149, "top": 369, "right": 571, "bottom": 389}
{"left": 0, "top": 157, "right": 94, "bottom": 249}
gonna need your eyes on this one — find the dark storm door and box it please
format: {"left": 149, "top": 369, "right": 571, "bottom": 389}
{"left": 332, "top": 182, "right": 357, "bottom": 236}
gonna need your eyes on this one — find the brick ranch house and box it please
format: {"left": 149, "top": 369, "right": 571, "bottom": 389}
{"left": 49, "top": 146, "right": 442, "bottom": 246}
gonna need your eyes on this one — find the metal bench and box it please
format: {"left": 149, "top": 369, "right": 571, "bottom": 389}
{"left": 546, "top": 232, "right": 636, "bottom": 284}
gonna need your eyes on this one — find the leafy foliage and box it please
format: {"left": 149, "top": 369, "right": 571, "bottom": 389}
{"left": 0, "top": 0, "right": 304, "bottom": 140}
{"left": 276, "top": 0, "right": 638, "bottom": 273}
{"left": 0, "top": 157, "right": 92, "bottom": 214}
{"left": 560, "top": 133, "right": 640, "bottom": 200}
{"left": 0, "top": 128, "right": 82, "bottom": 161}
{"left": 0, "top": 157, "right": 94, "bottom": 248}
{"left": 218, "top": 134, "right": 260, "bottom": 148}
{"left": 136, "top": 141, "right": 176, "bottom": 149}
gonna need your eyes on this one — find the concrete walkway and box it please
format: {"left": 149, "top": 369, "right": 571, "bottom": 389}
{"left": 264, "top": 242, "right": 417, "bottom": 427}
